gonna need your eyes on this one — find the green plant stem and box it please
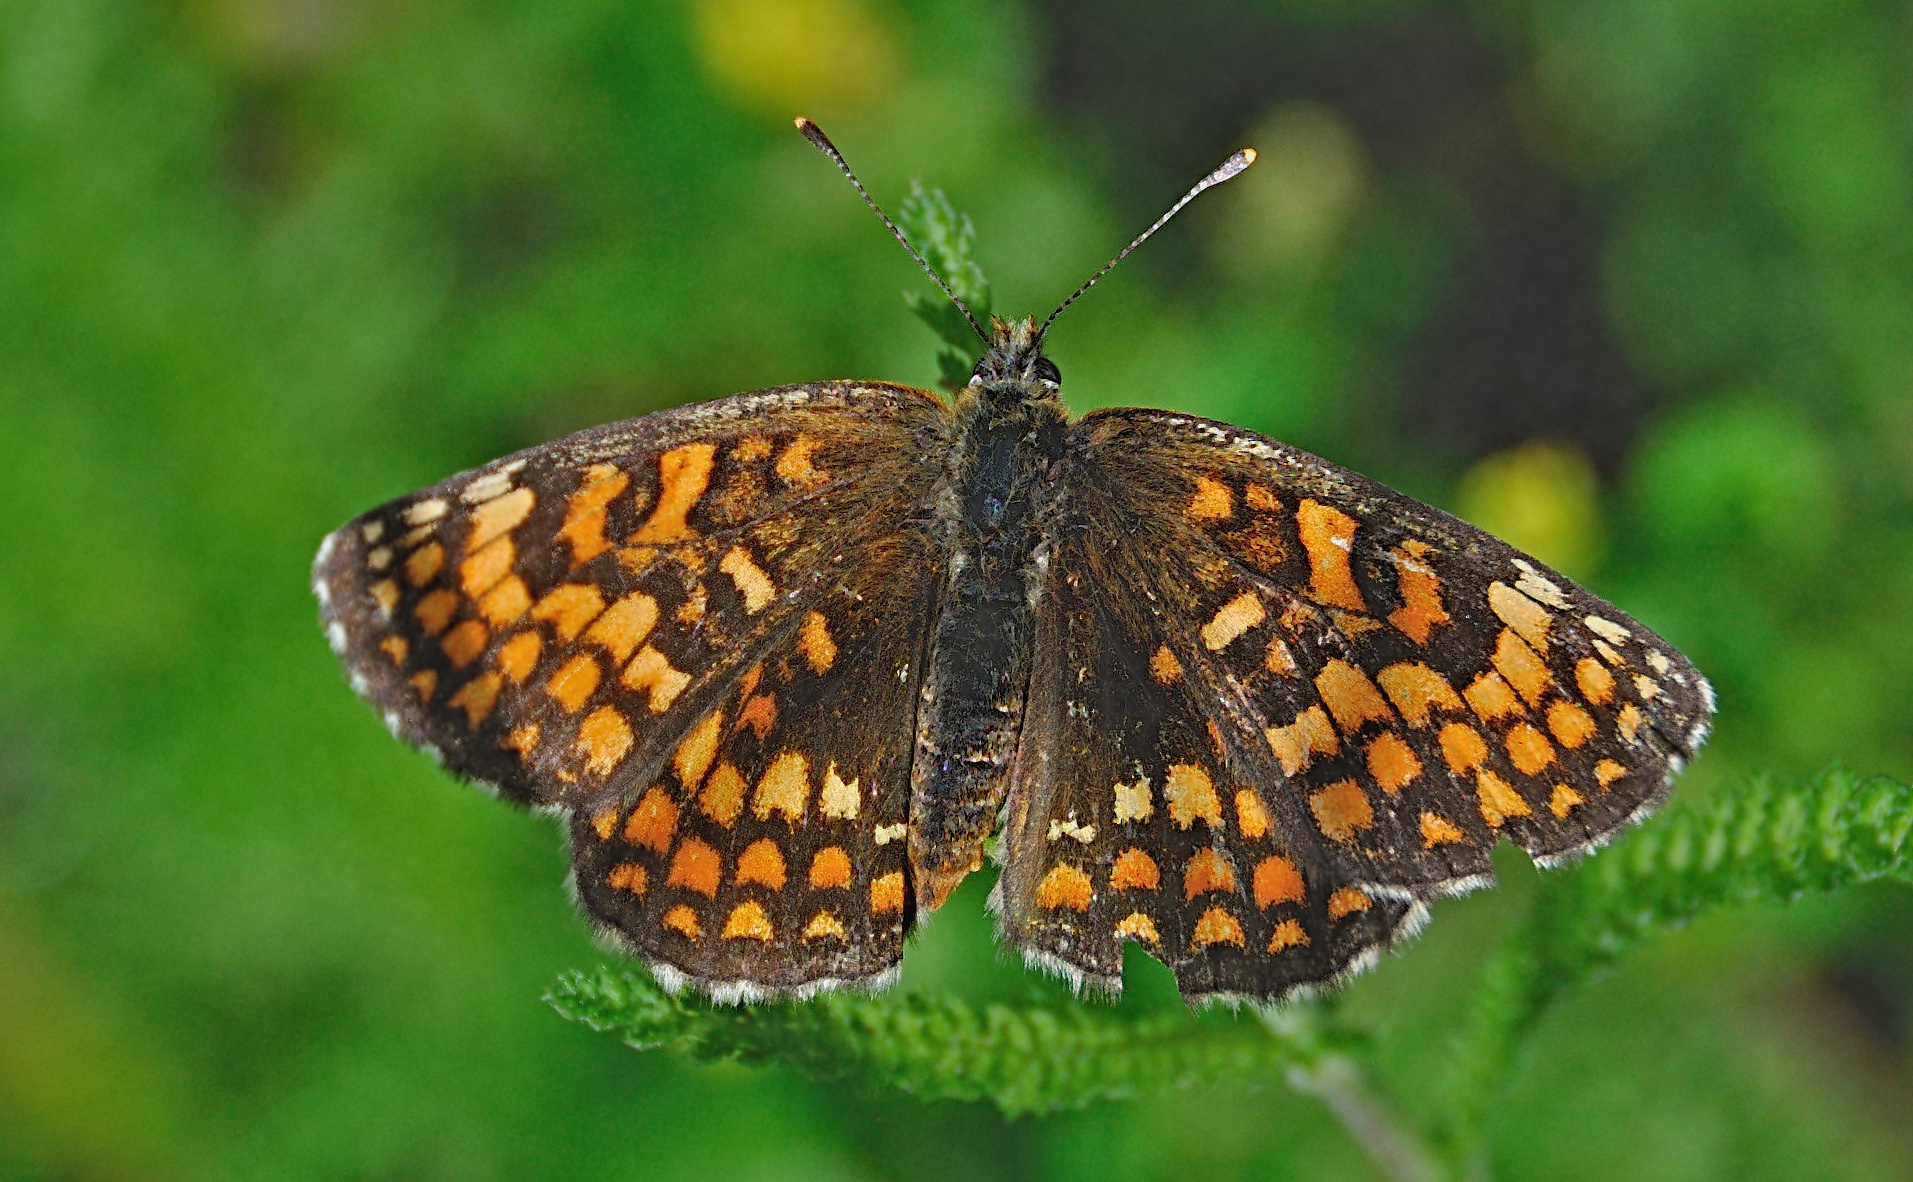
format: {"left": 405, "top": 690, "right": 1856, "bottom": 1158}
{"left": 1287, "top": 1055, "right": 1442, "bottom": 1182}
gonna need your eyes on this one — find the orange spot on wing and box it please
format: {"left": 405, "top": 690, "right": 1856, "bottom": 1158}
{"left": 734, "top": 838, "right": 787, "bottom": 889}
{"left": 1234, "top": 789, "right": 1271, "bottom": 839}
{"left": 719, "top": 545, "right": 775, "bottom": 613}
{"left": 869, "top": 871, "right": 906, "bottom": 915}
{"left": 605, "top": 862, "right": 647, "bottom": 896}
{"left": 1421, "top": 812, "right": 1468, "bottom": 846}
{"left": 369, "top": 578, "right": 400, "bottom": 616}
{"left": 544, "top": 653, "right": 601, "bottom": 713}
{"left": 1267, "top": 918, "right": 1309, "bottom": 952}
{"left": 1503, "top": 722, "right": 1555, "bottom": 775}
{"left": 661, "top": 905, "right": 700, "bottom": 940}
{"left": 505, "top": 723, "right": 539, "bottom": 759}
{"left": 1476, "top": 770, "right": 1532, "bottom": 827}
{"left": 1388, "top": 543, "right": 1449, "bottom": 644}
{"left": 531, "top": 583, "right": 605, "bottom": 641}
{"left": 672, "top": 709, "right": 724, "bottom": 789}
{"left": 752, "top": 751, "right": 809, "bottom": 822}
{"left": 1182, "top": 849, "right": 1236, "bottom": 898}
{"left": 1366, "top": 732, "right": 1423, "bottom": 792}
{"left": 583, "top": 592, "right": 659, "bottom": 664}
{"left": 1254, "top": 856, "right": 1305, "bottom": 908}
{"left": 623, "top": 788, "right": 678, "bottom": 853}
{"left": 1163, "top": 764, "right": 1221, "bottom": 828}
{"left": 808, "top": 846, "right": 852, "bottom": 890}
{"left": 1376, "top": 662, "right": 1462, "bottom": 728}
{"left": 558, "top": 464, "right": 629, "bottom": 568}
{"left": 721, "top": 900, "right": 773, "bottom": 941}
{"left": 477, "top": 574, "right": 531, "bottom": 626}
{"left": 1187, "top": 474, "right": 1233, "bottom": 521}
{"left": 1576, "top": 657, "right": 1615, "bottom": 705}
{"left": 1492, "top": 629, "right": 1552, "bottom": 705}
{"left": 1547, "top": 700, "right": 1596, "bottom": 748}
{"left": 630, "top": 444, "right": 716, "bottom": 543}
{"left": 622, "top": 645, "right": 690, "bottom": 713}
{"left": 1439, "top": 723, "right": 1489, "bottom": 773}
{"left": 495, "top": 630, "right": 541, "bottom": 684}
{"left": 1150, "top": 644, "right": 1183, "bottom": 684}
{"left": 1265, "top": 638, "right": 1298, "bottom": 676}
{"left": 666, "top": 837, "right": 722, "bottom": 898}
{"left": 1489, "top": 582, "right": 1552, "bottom": 654}
{"left": 1595, "top": 758, "right": 1628, "bottom": 789}
{"left": 1309, "top": 779, "right": 1373, "bottom": 842}
{"left": 774, "top": 434, "right": 828, "bottom": 486}
{"left": 1316, "top": 659, "right": 1394, "bottom": 733}
{"left": 738, "top": 692, "right": 777, "bottom": 740}
{"left": 590, "top": 808, "right": 618, "bottom": 841}
{"left": 1191, "top": 907, "right": 1245, "bottom": 950}
{"left": 1036, "top": 864, "right": 1093, "bottom": 911}
{"left": 699, "top": 762, "right": 746, "bottom": 827}
{"left": 447, "top": 671, "right": 502, "bottom": 727}
{"left": 798, "top": 611, "right": 837, "bottom": 674}
{"left": 1297, "top": 499, "right": 1366, "bottom": 610}
{"left": 1201, "top": 591, "right": 1265, "bottom": 651}
{"left": 468, "top": 487, "right": 535, "bottom": 550}
{"left": 1114, "top": 913, "right": 1161, "bottom": 945}
{"left": 379, "top": 634, "right": 408, "bottom": 666}
{"left": 441, "top": 618, "right": 489, "bottom": 668}
{"left": 1616, "top": 703, "right": 1645, "bottom": 744}
{"left": 459, "top": 536, "right": 514, "bottom": 598}
{"left": 1328, "top": 887, "right": 1372, "bottom": 919}
{"left": 1549, "top": 784, "right": 1584, "bottom": 818}
{"left": 408, "top": 668, "right": 438, "bottom": 701}
{"left": 414, "top": 588, "right": 460, "bottom": 635}
{"left": 1246, "top": 483, "right": 1281, "bottom": 511}
{"left": 802, "top": 911, "right": 847, "bottom": 941}
{"left": 1110, "top": 848, "right": 1159, "bottom": 891}
{"left": 1463, "top": 672, "right": 1524, "bottom": 722}
{"left": 574, "top": 706, "right": 634, "bottom": 777}
{"left": 405, "top": 541, "right": 444, "bottom": 587}
{"left": 1266, "top": 705, "right": 1340, "bottom": 774}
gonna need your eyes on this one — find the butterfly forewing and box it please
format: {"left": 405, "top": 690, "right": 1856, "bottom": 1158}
{"left": 1063, "top": 410, "right": 1712, "bottom": 896}
{"left": 315, "top": 382, "right": 949, "bottom": 993}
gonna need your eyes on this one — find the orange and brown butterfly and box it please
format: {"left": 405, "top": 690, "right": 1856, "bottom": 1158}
{"left": 313, "top": 119, "right": 1713, "bottom": 1003}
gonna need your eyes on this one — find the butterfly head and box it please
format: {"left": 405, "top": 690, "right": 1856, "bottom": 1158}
{"left": 969, "top": 317, "right": 1061, "bottom": 398}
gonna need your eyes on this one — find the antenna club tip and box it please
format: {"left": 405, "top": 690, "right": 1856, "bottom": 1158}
{"left": 1239, "top": 147, "right": 1257, "bottom": 165}
{"left": 794, "top": 115, "right": 813, "bottom": 130}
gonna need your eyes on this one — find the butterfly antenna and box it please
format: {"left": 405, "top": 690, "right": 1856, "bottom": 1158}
{"left": 1038, "top": 147, "right": 1257, "bottom": 342}
{"left": 796, "top": 117, "right": 990, "bottom": 347}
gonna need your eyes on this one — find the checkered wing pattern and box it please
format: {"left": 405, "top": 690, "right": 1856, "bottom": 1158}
{"left": 314, "top": 382, "right": 949, "bottom": 996}
{"left": 997, "top": 409, "right": 1712, "bottom": 1000}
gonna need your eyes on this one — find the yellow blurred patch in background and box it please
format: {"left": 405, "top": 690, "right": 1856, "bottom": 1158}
{"left": 1454, "top": 439, "right": 1606, "bottom": 579}
{"left": 1210, "top": 101, "right": 1369, "bottom": 283}
{"left": 694, "top": 0, "right": 898, "bottom": 115}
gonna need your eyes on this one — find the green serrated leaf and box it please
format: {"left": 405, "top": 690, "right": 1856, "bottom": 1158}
{"left": 548, "top": 966, "right": 1355, "bottom": 1117}
{"left": 1436, "top": 768, "right": 1913, "bottom": 1166}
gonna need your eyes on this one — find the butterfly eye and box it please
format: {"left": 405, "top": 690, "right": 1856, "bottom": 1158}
{"left": 1034, "top": 357, "right": 1062, "bottom": 386}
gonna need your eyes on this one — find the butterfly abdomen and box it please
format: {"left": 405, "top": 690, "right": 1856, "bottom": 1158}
{"left": 908, "top": 374, "right": 1069, "bottom": 909}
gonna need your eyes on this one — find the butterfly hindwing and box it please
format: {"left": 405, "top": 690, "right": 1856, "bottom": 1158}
{"left": 315, "top": 382, "right": 950, "bottom": 993}
{"left": 997, "top": 498, "right": 1424, "bottom": 1000}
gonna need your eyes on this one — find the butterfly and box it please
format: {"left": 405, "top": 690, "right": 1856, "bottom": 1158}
{"left": 313, "top": 118, "right": 1713, "bottom": 1003}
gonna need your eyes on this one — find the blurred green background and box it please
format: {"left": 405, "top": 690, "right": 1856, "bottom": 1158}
{"left": 3, "top": 0, "right": 1911, "bottom": 1178}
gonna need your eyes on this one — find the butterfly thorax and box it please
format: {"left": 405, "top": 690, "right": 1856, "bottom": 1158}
{"left": 909, "top": 317, "right": 1070, "bottom": 910}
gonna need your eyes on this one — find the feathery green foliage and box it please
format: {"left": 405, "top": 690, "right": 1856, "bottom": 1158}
{"left": 549, "top": 968, "right": 1362, "bottom": 1116}
{"left": 1438, "top": 768, "right": 1913, "bottom": 1165}
{"left": 897, "top": 183, "right": 993, "bottom": 389}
